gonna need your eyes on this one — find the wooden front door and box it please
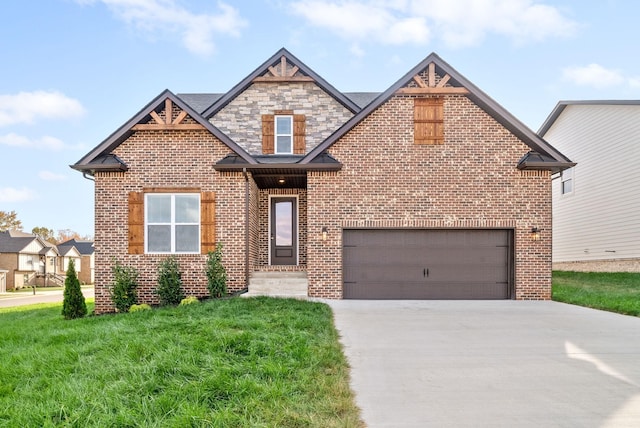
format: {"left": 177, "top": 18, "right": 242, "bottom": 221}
{"left": 270, "top": 197, "right": 297, "bottom": 265}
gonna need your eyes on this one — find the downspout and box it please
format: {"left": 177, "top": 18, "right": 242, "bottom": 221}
{"left": 243, "top": 168, "right": 250, "bottom": 292}
{"left": 82, "top": 172, "right": 95, "bottom": 181}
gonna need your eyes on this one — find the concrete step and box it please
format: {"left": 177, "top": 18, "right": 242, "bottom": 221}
{"left": 243, "top": 271, "right": 308, "bottom": 299}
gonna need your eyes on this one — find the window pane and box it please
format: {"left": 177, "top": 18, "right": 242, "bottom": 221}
{"left": 176, "top": 225, "right": 199, "bottom": 252}
{"left": 276, "top": 116, "right": 292, "bottom": 134}
{"left": 275, "top": 201, "right": 292, "bottom": 246}
{"left": 147, "top": 195, "right": 171, "bottom": 223}
{"left": 562, "top": 179, "right": 572, "bottom": 194}
{"left": 276, "top": 136, "right": 292, "bottom": 154}
{"left": 175, "top": 194, "right": 199, "bottom": 223}
{"left": 148, "top": 225, "right": 171, "bottom": 252}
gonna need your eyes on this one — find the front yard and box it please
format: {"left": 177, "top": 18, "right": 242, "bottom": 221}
{"left": 0, "top": 297, "right": 362, "bottom": 427}
{"left": 552, "top": 271, "right": 640, "bottom": 316}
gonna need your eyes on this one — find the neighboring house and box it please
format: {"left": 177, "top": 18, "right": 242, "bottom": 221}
{"left": 55, "top": 244, "right": 82, "bottom": 278}
{"left": 72, "top": 49, "right": 573, "bottom": 313}
{"left": 0, "top": 230, "right": 61, "bottom": 290}
{"left": 539, "top": 100, "right": 640, "bottom": 272}
{"left": 58, "top": 239, "right": 95, "bottom": 284}
{"left": 0, "top": 269, "right": 7, "bottom": 293}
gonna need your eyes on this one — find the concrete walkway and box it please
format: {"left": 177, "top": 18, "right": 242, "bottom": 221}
{"left": 326, "top": 300, "right": 640, "bottom": 428}
{"left": 0, "top": 287, "right": 94, "bottom": 308}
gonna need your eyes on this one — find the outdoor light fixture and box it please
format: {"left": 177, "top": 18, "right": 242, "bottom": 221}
{"left": 321, "top": 226, "right": 328, "bottom": 241}
{"left": 530, "top": 227, "right": 541, "bottom": 241}
{"left": 277, "top": 177, "right": 286, "bottom": 185}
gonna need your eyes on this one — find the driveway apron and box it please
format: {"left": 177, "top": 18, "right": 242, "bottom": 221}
{"left": 327, "top": 300, "right": 640, "bottom": 428}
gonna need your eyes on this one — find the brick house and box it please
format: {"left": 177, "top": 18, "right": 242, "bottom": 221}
{"left": 72, "top": 49, "right": 574, "bottom": 313}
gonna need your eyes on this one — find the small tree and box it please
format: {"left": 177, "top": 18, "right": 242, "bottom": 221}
{"left": 62, "top": 259, "right": 87, "bottom": 319}
{"left": 110, "top": 261, "right": 139, "bottom": 313}
{"left": 156, "top": 256, "right": 184, "bottom": 305}
{"left": 206, "top": 243, "right": 227, "bottom": 298}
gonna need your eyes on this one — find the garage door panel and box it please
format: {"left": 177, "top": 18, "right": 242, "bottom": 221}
{"left": 343, "top": 229, "right": 513, "bottom": 299}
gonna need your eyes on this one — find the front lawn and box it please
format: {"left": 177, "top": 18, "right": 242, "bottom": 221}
{"left": 0, "top": 298, "right": 362, "bottom": 427}
{"left": 552, "top": 271, "right": 640, "bottom": 316}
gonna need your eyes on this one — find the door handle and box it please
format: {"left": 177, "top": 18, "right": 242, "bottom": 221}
{"left": 423, "top": 268, "right": 429, "bottom": 277}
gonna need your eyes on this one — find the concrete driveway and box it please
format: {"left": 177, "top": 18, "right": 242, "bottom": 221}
{"left": 327, "top": 300, "right": 640, "bottom": 428}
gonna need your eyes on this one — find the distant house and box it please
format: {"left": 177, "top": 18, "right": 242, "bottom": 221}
{"left": 58, "top": 239, "right": 95, "bottom": 284}
{"left": 540, "top": 100, "right": 640, "bottom": 272}
{"left": 72, "top": 49, "right": 573, "bottom": 313}
{"left": 0, "top": 230, "right": 61, "bottom": 290}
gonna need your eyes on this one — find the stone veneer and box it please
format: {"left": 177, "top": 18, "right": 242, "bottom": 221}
{"left": 306, "top": 94, "right": 552, "bottom": 300}
{"left": 554, "top": 259, "right": 640, "bottom": 272}
{"left": 211, "top": 82, "right": 354, "bottom": 155}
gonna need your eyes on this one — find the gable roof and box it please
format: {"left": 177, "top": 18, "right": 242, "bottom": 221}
{"left": 302, "top": 52, "right": 574, "bottom": 172}
{"left": 539, "top": 100, "right": 640, "bottom": 136}
{"left": 201, "top": 48, "right": 361, "bottom": 118}
{"left": 59, "top": 239, "right": 94, "bottom": 255}
{"left": 56, "top": 244, "right": 81, "bottom": 257}
{"left": 0, "top": 230, "right": 46, "bottom": 254}
{"left": 72, "top": 90, "right": 256, "bottom": 174}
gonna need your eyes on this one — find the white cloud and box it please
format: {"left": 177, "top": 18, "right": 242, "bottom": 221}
{"left": 290, "top": 1, "right": 430, "bottom": 45}
{"left": 562, "top": 64, "right": 628, "bottom": 89}
{"left": 77, "top": 0, "right": 248, "bottom": 56}
{"left": 38, "top": 171, "right": 68, "bottom": 181}
{"left": 0, "top": 187, "right": 36, "bottom": 203}
{"left": 0, "top": 91, "right": 85, "bottom": 127}
{"left": 290, "top": 0, "right": 577, "bottom": 49}
{"left": 0, "top": 133, "right": 76, "bottom": 151}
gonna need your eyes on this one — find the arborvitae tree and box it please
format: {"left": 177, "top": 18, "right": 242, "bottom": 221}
{"left": 206, "top": 243, "right": 227, "bottom": 298}
{"left": 62, "top": 259, "right": 87, "bottom": 319}
{"left": 110, "top": 260, "right": 139, "bottom": 313}
{"left": 156, "top": 256, "right": 185, "bottom": 305}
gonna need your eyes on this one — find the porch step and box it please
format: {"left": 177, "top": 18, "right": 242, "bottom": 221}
{"left": 243, "top": 271, "right": 308, "bottom": 299}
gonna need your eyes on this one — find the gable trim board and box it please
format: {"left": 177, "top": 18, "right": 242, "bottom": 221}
{"left": 201, "top": 48, "right": 361, "bottom": 118}
{"left": 72, "top": 49, "right": 570, "bottom": 313}
{"left": 302, "top": 52, "right": 573, "bottom": 173}
{"left": 71, "top": 90, "right": 257, "bottom": 174}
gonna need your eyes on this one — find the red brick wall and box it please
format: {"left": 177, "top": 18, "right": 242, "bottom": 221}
{"left": 93, "top": 127, "right": 248, "bottom": 313}
{"left": 307, "top": 94, "right": 552, "bottom": 299}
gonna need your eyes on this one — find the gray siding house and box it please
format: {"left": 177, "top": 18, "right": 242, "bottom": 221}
{"left": 540, "top": 100, "right": 640, "bottom": 272}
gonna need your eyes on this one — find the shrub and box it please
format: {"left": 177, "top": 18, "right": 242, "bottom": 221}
{"left": 156, "top": 256, "right": 184, "bottom": 305}
{"left": 110, "top": 261, "right": 139, "bottom": 313}
{"left": 206, "top": 243, "right": 227, "bottom": 298}
{"left": 62, "top": 259, "right": 87, "bottom": 319}
{"left": 180, "top": 296, "right": 199, "bottom": 306}
{"left": 129, "top": 304, "right": 151, "bottom": 313}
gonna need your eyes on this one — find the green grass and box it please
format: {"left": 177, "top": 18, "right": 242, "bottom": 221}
{"left": 0, "top": 298, "right": 362, "bottom": 427}
{"left": 552, "top": 271, "right": 640, "bottom": 316}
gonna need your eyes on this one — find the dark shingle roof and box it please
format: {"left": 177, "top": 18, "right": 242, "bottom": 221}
{"left": 176, "top": 93, "right": 224, "bottom": 114}
{"left": 0, "top": 230, "right": 41, "bottom": 253}
{"left": 59, "top": 239, "right": 94, "bottom": 255}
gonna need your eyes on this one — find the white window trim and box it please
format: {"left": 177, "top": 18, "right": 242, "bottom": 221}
{"left": 144, "top": 193, "right": 200, "bottom": 254}
{"left": 561, "top": 168, "right": 574, "bottom": 196}
{"left": 275, "top": 115, "right": 293, "bottom": 154}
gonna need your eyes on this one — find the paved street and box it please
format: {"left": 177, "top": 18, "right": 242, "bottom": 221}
{"left": 0, "top": 287, "right": 94, "bottom": 308}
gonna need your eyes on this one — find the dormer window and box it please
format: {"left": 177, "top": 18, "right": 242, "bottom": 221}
{"left": 275, "top": 115, "right": 293, "bottom": 154}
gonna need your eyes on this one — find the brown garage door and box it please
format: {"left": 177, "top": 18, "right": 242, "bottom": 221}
{"left": 343, "top": 229, "right": 513, "bottom": 299}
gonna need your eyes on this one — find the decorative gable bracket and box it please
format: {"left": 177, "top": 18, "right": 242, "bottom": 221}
{"left": 131, "top": 98, "right": 206, "bottom": 131}
{"left": 396, "top": 63, "right": 469, "bottom": 95}
{"left": 253, "top": 55, "right": 314, "bottom": 83}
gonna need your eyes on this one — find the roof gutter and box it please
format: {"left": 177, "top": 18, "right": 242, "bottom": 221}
{"left": 213, "top": 162, "right": 342, "bottom": 172}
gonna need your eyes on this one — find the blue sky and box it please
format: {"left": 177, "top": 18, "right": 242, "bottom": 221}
{"left": 1, "top": 0, "right": 638, "bottom": 237}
